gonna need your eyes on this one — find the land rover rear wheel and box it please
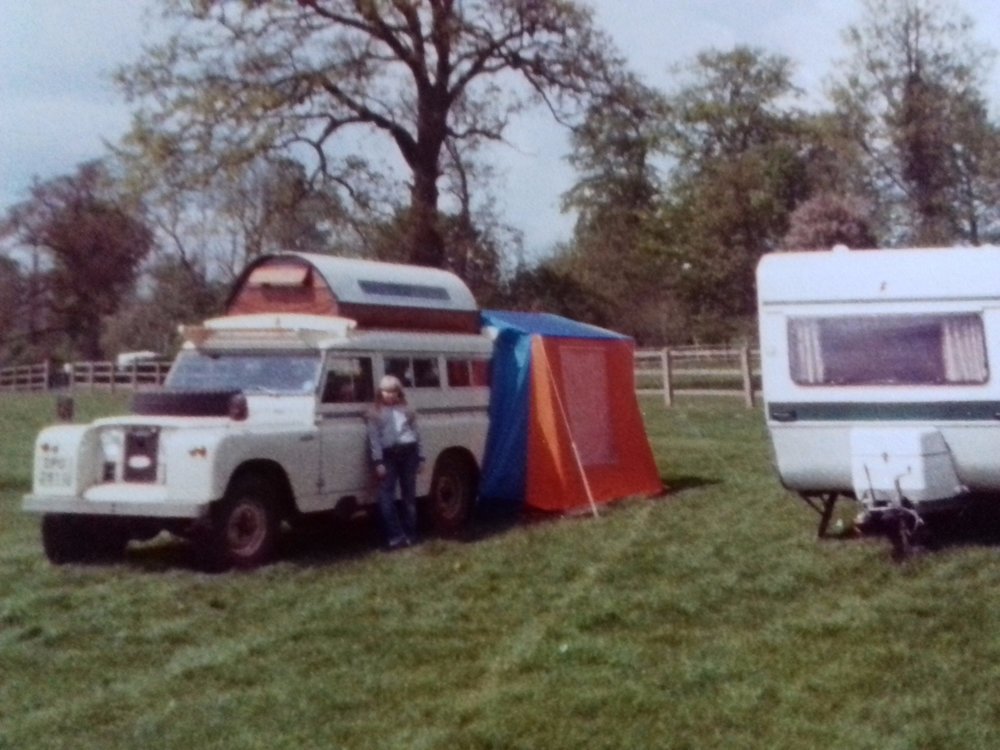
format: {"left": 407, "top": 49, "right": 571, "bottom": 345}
{"left": 426, "top": 453, "right": 477, "bottom": 537}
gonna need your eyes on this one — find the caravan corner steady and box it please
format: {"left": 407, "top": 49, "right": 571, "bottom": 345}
{"left": 757, "top": 244, "right": 1000, "bottom": 555}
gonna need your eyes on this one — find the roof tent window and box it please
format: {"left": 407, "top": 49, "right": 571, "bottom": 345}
{"left": 358, "top": 280, "right": 451, "bottom": 301}
{"left": 788, "top": 313, "right": 988, "bottom": 386}
{"left": 247, "top": 263, "right": 312, "bottom": 288}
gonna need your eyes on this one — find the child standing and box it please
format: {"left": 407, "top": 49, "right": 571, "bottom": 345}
{"left": 366, "top": 375, "right": 424, "bottom": 549}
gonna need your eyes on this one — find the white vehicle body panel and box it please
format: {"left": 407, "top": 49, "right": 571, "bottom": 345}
{"left": 24, "top": 314, "right": 492, "bottom": 525}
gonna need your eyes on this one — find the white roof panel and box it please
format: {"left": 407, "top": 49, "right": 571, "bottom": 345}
{"left": 757, "top": 246, "right": 1000, "bottom": 305}
{"left": 288, "top": 252, "right": 477, "bottom": 311}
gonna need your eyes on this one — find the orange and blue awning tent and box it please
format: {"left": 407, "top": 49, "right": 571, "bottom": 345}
{"left": 480, "top": 311, "right": 663, "bottom": 514}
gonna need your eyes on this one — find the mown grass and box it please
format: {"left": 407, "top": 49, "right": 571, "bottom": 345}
{"left": 4, "top": 393, "right": 1000, "bottom": 748}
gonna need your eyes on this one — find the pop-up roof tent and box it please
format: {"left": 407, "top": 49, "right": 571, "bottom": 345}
{"left": 227, "top": 252, "right": 480, "bottom": 332}
{"left": 479, "top": 310, "right": 663, "bottom": 514}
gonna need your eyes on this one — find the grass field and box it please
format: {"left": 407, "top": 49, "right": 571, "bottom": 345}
{"left": 4, "top": 393, "right": 1000, "bottom": 749}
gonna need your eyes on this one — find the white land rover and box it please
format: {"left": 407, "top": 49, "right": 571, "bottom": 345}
{"left": 23, "top": 313, "right": 492, "bottom": 568}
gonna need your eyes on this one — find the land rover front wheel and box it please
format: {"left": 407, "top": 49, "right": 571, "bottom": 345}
{"left": 208, "top": 474, "right": 279, "bottom": 569}
{"left": 41, "top": 514, "right": 127, "bottom": 564}
{"left": 426, "top": 453, "right": 477, "bottom": 537}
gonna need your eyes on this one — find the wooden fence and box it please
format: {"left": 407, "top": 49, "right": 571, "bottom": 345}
{"left": 0, "top": 347, "right": 760, "bottom": 405}
{"left": 635, "top": 346, "right": 761, "bottom": 407}
{"left": 0, "top": 360, "right": 172, "bottom": 393}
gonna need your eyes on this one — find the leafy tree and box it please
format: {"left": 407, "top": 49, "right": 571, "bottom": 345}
{"left": 494, "top": 263, "right": 613, "bottom": 327}
{"left": 0, "top": 257, "right": 30, "bottom": 364}
{"left": 102, "top": 258, "right": 226, "bottom": 357}
{"left": 559, "top": 76, "right": 675, "bottom": 342}
{"left": 781, "top": 192, "right": 878, "bottom": 250}
{"left": 116, "top": 0, "right": 626, "bottom": 270}
{"left": 660, "top": 47, "right": 811, "bottom": 338}
{"left": 831, "top": 0, "right": 1000, "bottom": 245}
{"left": 3, "top": 162, "right": 154, "bottom": 359}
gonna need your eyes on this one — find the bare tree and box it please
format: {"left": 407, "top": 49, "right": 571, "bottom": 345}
{"left": 116, "top": 0, "right": 626, "bottom": 269}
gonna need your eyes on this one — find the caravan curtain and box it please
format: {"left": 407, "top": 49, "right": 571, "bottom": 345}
{"left": 788, "top": 318, "right": 825, "bottom": 385}
{"left": 942, "top": 315, "right": 988, "bottom": 383}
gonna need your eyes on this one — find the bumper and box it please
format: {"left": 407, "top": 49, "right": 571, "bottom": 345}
{"left": 23, "top": 487, "right": 212, "bottom": 519}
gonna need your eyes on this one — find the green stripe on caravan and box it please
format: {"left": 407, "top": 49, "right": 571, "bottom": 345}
{"left": 767, "top": 401, "right": 1000, "bottom": 422}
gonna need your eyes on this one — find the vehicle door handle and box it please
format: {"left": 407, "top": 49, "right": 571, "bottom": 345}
{"left": 770, "top": 408, "right": 797, "bottom": 422}
{"left": 300, "top": 434, "right": 316, "bottom": 442}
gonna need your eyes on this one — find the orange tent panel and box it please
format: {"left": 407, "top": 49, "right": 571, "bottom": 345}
{"left": 526, "top": 337, "right": 662, "bottom": 513}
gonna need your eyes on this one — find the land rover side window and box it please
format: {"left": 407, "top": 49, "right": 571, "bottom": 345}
{"left": 321, "top": 357, "right": 373, "bottom": 403}
{"left": 167, "top": 351, "right": 321, "bottom": 393}
{"left": 385, "top": 356, "right": 441, "bottom": 388}
{"left": 788, "top": 314, "right": 988, "bottom": 385}
{"left": 446, "top": 358, "right": 490, "bottom": 387}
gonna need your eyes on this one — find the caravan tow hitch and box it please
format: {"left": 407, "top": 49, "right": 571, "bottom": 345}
{"left": 799, "top": 486, "right": 927, "bottom": 560}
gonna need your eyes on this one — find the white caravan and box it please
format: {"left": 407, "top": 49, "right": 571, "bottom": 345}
{"left": 757, "top": 245, "right": 1000, "bottom": 551}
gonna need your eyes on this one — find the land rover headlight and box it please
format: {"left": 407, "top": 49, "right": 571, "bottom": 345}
{"left": 99, "top": 429, "right": 124, "bottom": 463}
{"left": 99, "top": 429, "right": 124, "bottom": 481}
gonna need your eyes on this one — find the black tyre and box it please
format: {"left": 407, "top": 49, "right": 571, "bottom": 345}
{"left": 209, "top": 474, "right": 280, "bottom": 569}
{"left": 426, "top": 453, "right": 477, "bottom": 537}
{"left": 41, "top": 514, "right": 128, "bottom": 565}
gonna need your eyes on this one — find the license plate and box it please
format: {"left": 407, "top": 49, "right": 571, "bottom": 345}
{"left": 38, "top": 456, "right": 72, "bottom": 487}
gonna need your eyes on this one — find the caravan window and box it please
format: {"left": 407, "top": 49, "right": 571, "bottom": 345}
{"left": 788, "top": 313, "right": 988, "bottom": 386}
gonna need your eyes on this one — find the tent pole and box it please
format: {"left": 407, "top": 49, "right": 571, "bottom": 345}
{"left": 540, "top": 345, "right": 601, "bottom": 519}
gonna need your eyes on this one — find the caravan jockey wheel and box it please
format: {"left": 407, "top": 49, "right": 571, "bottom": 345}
{"left": 888, "top": 507, "right": 925, "bottom": 562}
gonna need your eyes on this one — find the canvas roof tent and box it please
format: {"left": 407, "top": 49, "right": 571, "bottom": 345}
{"left": 479, "top": 310, "right": 663, "bottom": 514}
{"left": 227, "top": 252, "right": 480, "bottom": 333}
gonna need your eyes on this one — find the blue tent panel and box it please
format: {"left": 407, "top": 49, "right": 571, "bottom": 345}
{"left": 481, "top": 310, "right": 629, "bottom": 341}
{"left": 477, "top": 325, "right": 532, "bottom": 506}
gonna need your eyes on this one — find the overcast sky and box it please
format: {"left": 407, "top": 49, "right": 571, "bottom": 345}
{"left": 3, "top": 1, "right": 1000, "bottom": 257}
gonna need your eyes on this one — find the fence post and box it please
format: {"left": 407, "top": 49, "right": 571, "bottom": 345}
{"left": 56, "top": 394, "right": 74, "bottom": 422}
{"left": 661, "top": 348, "right": 674, "bottom": 407}
{"left": 740, "top": 345, "right": 755, "bottom": 408}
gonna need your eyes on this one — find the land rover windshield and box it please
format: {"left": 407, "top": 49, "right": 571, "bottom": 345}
{"left": 166, "top": 351, "right": 322, "bottom": 394}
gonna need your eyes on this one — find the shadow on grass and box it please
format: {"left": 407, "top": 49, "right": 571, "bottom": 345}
{"left": 923, "top": 498, "right": 1000, "bottom": 549}
{"left": 821, "top": 494, "right": 1000, "bottom": 557}
{"left": 660, "top": 474, "right": 719, "bottom": 493}
{"left": 123, "top": 514, "right": 388, "bottom": 573}
{"left": 120, "top": 479, "right": 711, "bottom": 573}
{"left": 123, "top": 506, "right": 513, "bottom": 573}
